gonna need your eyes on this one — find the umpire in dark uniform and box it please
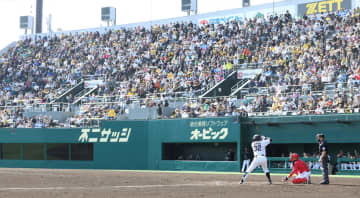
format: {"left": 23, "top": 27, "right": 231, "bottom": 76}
{"left": 317, "top": 133, "right": 329, "bottom": 184}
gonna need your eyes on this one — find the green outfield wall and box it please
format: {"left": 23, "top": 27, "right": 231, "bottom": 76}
{"left": 243, "top": 113, "right": 360, "bottom": 143}
{"left": 0, "top": 117, "right": 240, "bottom": 171}
{"left": 241, "top": 114, "right": 360, "bottom": 157}
{"left": 0, "top": 114, "right": 359, "bottom": 174}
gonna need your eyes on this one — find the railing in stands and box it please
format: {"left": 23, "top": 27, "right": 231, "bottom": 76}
{"left": 247, "top": 108, "right": 360, "bottom": 117}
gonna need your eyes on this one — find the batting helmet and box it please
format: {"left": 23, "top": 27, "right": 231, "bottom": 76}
{"left": 290, "top": 153, "right": 299, "bottom": 162}
{"left": 316, "top": 133, "right": 325, "bottom": 142}
{"left": 253, "top": 134, "right": 261, "bottom": 141}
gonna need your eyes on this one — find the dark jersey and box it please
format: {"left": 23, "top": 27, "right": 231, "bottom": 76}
{"left": 242, "top": 151, "right": 251, "bottom": 160}
{"left": 319, "top": 140, "right": 328, "bottom": 154}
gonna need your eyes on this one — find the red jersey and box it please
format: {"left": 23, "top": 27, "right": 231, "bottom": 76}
{"left": 288, "top": 160, "right": 310, "bottom": 177}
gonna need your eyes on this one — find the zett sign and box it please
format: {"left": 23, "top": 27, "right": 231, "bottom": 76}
{"left": 297, "top": 0, "right": 351, "bottom": 16}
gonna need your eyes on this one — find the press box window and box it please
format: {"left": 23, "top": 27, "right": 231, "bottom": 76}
{"left": 23, "top": 143, "right": 44, "bottom": 160}
{"left": 1, "top": 143, "right": 21, "bottom": 160}
{"left": 71, "top": 143, "right": 93, "bottom": 161}
{"left": 162, "top": 142, "right": 237, "bottom": 161}
{"left": 46, "top": 143, "right": 69, "bottom": 160}
{"left": 0, "top": 143, "right": 93, "bottom": 161}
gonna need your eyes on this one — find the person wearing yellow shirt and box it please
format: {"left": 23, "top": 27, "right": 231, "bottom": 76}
{"left": 108, "top": 109, "right": 116, "bottom": 120}
{"left": 225, "top": 62, "right": 233, "bottom": 70}
{"left": 271, "top": 46, "right": 275, "bottom": 53}
{"left": 42, "top": 88, "right": 48, "bottom": 94}
{"left": 297, "top": 63, "right": 304, "bottom": 69}
{"left": 151, "top": 49, "right": 156, "bottom": 55}
{"left": 167, "top": 72, "right": 173, "bottom": 79}
{"left": 131, "top": 87, "right": 137, "bottom": 93}
{"left": 303, "top": 43, "right": 310, "bottom": 50}
{"left": 272, "top": 102, "right": 278, "bottom": 112}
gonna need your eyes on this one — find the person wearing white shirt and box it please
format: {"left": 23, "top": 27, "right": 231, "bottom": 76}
{"left": 240, "top": 135, "right": 272, "bottom": 184}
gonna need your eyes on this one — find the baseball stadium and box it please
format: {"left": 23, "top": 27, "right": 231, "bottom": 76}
{"left": 0, "top": 0, "right": 360, "bottom": 197}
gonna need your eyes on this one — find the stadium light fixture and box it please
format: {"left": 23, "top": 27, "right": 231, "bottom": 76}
{"left": 19, "top": 16, "right": 34, "bottom": 35}
{"left": 101, "top": 7, "right": 116, "bottom": 27}
{"left": 181, "top": 0, "right": 197, "bottom": 16}
{"left": 243, "top": 0, "right": 250, "bottom": 7}
{"left": 273, "top": 0, "right": 275, "bottom": 15}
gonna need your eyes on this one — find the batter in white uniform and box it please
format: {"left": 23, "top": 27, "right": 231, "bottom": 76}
{"left": 240, "top": 134, "right": 272, "bottom": 184}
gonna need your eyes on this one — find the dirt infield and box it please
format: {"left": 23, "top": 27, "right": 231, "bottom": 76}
{"left": 0, "top": 168, "right": 359, "bottom": 198}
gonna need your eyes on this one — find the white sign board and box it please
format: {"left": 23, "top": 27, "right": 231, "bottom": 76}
{"left": 84, "top": 80, "right": 104, "bottom": 88}
{"left": 198, "top": 5, "right": 295, "bottom": 25}
{"left": 237, "top": 69, "right": 262, "bottom": 79}
{"left": 78, "top": 128, "right": 132, "bottom": 143}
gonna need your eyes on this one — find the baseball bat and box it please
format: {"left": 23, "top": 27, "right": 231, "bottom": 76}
{"left": 254, "top": 122, "right": 268, "bottom": 141}
{"left": 254, "top": 122, "right": 262, "bottom": 136}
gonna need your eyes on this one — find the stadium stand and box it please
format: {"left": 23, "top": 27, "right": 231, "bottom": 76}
{"left": 2, "top": 7, "right": 360, "bottom": 128}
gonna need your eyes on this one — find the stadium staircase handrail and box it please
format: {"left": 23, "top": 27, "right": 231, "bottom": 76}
{"left": 200, "top": 70, "right": 236, "bottom": 98}
{"left": 238, "top": 84, "right": 360, "bottom": 98}
{"left": 50, "top": 79, "right": 84, "bottom": 104}
{"left": 72, "top": 87, "right": 98, "bottom": 105}
{"left": 79, "top": 89, "right": 206, "bottom": 104}
{"left": 230, "top": 80, "right": 251, "bottom": 96}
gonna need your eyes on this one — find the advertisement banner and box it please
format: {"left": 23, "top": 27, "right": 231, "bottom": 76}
{"left": 188, "top": 119, "right": 231, "bottom": 141}
{"left": 78, "top": 128, "right": 132, "bottom": 143}
{"left": 297, "top": 0, "right": 352, "bottom": 16}
{"left": 237, "top": 69, "right": 262, "bottom": 79}
{"left": 198, "top": 5, "right": 295, "bottom": 25}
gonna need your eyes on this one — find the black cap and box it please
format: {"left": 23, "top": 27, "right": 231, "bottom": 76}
{"left": 253, "top": 134, "right": 261, "bottom": 141}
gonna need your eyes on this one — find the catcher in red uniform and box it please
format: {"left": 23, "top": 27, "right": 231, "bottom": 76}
{"left": 283, "top": 153, "right": 311, "bottom": 184}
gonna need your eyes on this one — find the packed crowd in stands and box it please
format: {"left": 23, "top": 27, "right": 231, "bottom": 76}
{"left": 78, "top": 7, "right": 360, "bottom": 119}
{"left": 169, "top": 96, "right": 245, "bottom": 119}
{"left": 2, "top": 7, "right": 360, "bottom": 127}
{"left": 0, "top": 108, "right": 58, "bottom": 128}
{"left": 1, "top": 16, "right": 241, "bottom": 104}
{"left": 237, "top": 88, "right": 360, "bottom": 115}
